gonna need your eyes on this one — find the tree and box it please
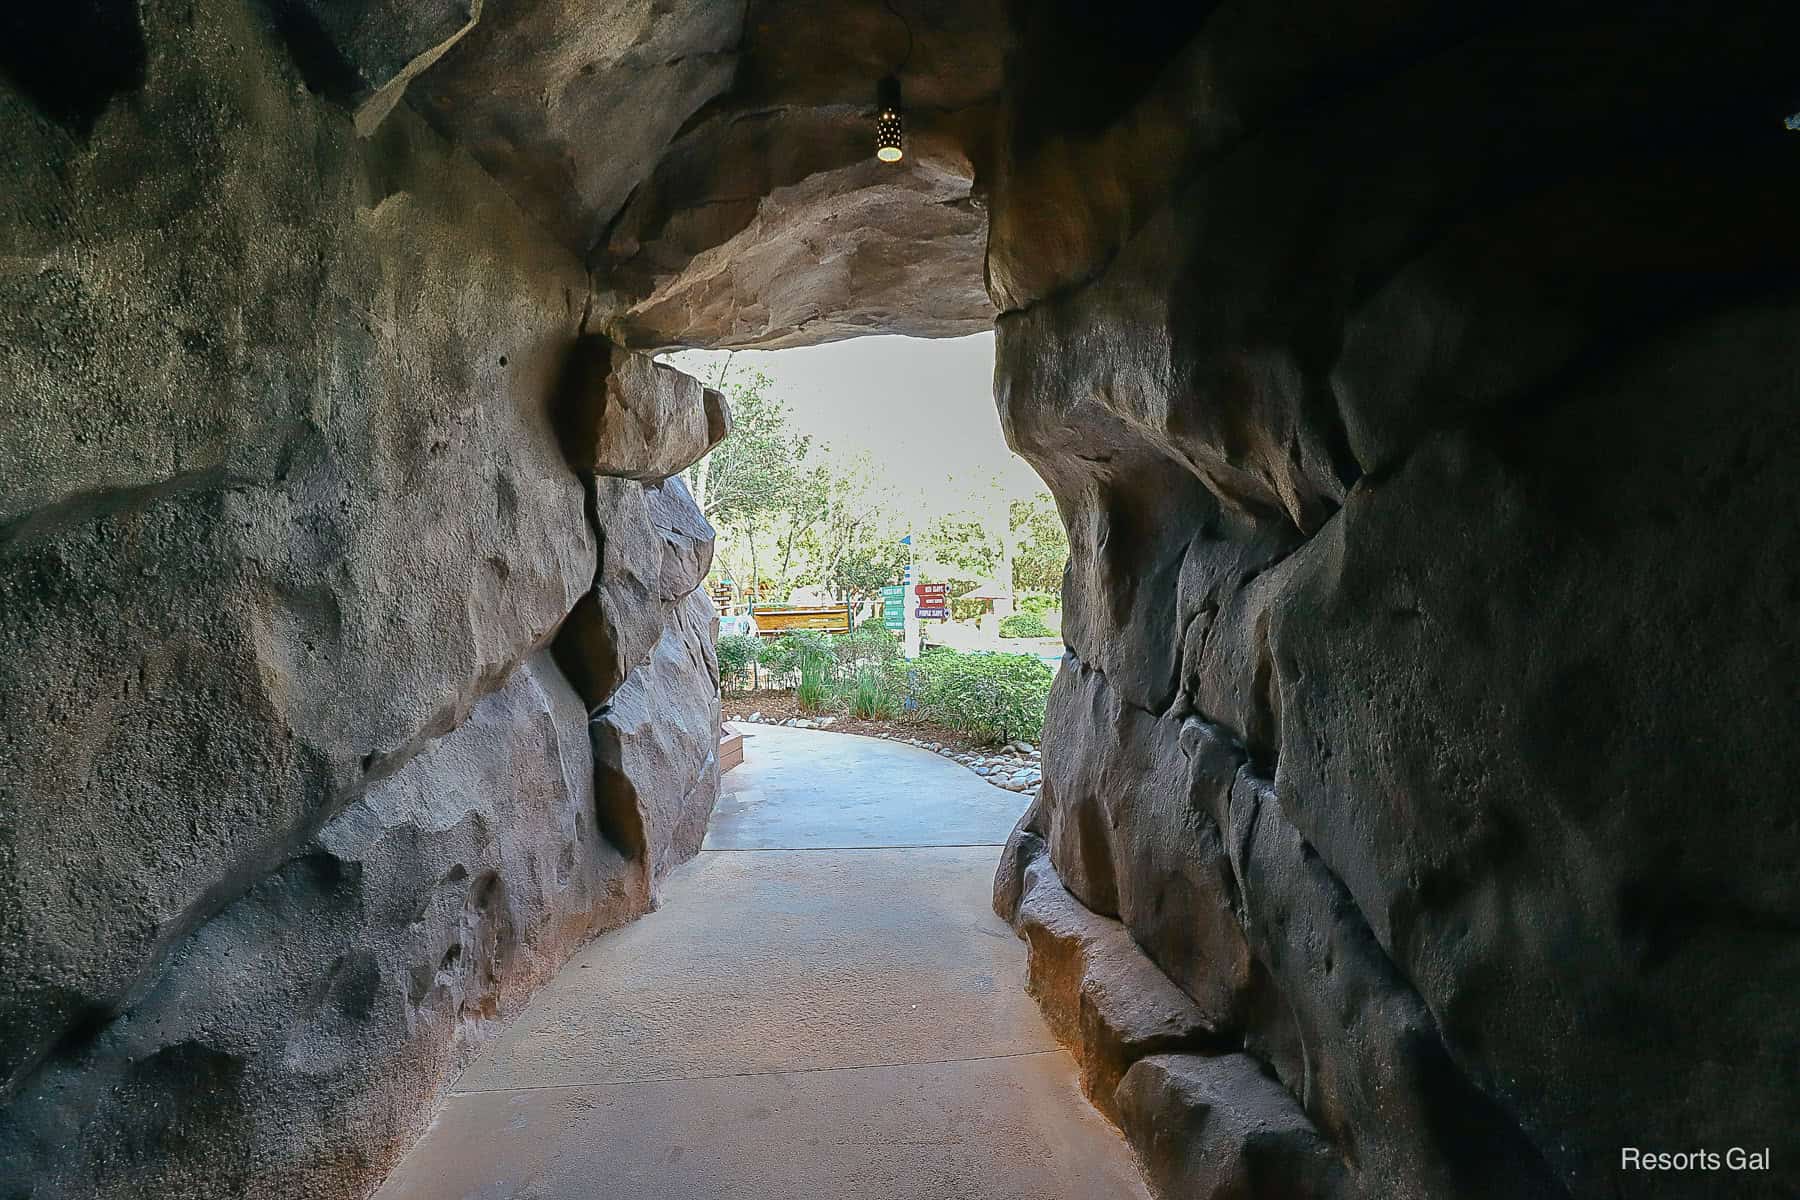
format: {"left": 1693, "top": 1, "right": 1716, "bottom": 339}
{"left": 1009, "top": 493, "right": 1070, "bottom": 594}
{"left": 922, "top": 513, "right": 1000, "bottom": 581}
{"left": 687, "top": 370, "right": 809, "bottom": 529}
{"left": 686, "top": 370, "right": 811, "bottom": 595}
{"left": 802, "top": 457, "right": 909, "bottom": 610}
{"left": 826, "top": 538, "right": 911, "bottom": 611}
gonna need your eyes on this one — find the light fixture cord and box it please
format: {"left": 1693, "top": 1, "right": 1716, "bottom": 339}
{"left": 882, "top": 0, "right": 914, "bottom": 74}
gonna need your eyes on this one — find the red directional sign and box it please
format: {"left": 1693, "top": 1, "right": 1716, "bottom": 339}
{"left": 914, "top": 583, "right": 949, "bottom": 598}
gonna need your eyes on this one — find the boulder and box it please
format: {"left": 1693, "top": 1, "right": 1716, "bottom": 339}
{"left": 1033, "top": 656, "right": 1256, "bottom": 1029}
{"left": 1115, "top": 1054, "right": 1348, "bottom": 1200}
{"left": 550, "top": 477, "right": 664, "bottom": 710}
{"left": 589, "top": 590, "right": 722, "bottom": 889}
{"left": 554, "top": 335, "right": 730, "bottom": 482}
{"left": 646, "top": 475, "right": 717, "bottom": 601}
{"left": 552, "top": 471, "right": 717, "bottom": 712}
{"left": 996, "top": 829, "right": 1228, "bottom": 1121}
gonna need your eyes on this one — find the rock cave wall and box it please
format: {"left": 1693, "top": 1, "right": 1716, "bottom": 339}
{"left": 0, "top": 1, "right": 723, "bottom": 1194}
{"left": 3, "top": 1, "right": 1798, "bottom": 1198}
{"left": 987, "top": 3, "right": 1800, "bottom": 1199}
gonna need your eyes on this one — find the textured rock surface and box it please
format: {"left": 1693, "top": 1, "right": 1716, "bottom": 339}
{"left": 552, "top": 474, "right": 718, "bottom": 711}
{"left": 0, "top": 1, "right": 722, "bottom": 1195}
{"left": 1115, "top": 1054, "right": 1347, "bottom": 1200}
{"left": 412, "top": 0, "right": 1006, "bottom": 349}
{"left": 271, "top": 0, "right": 481, "bottom": 135}
{"left": 994, "top": 829, "right": 1227, "bottom": 1121}
{"left": 554, "top": 335, "right": 730, "bottom": 481}
{"left": 991, "top": 3, "right": 1800, "bottom": 1199}
{"left": 0, "top": 654, "right": 643, "bottom": 1197}
{"left": 648, "top": 476, "right": 718, "bottom": 602}
{"left": 591, "top": 589, "right": 723, "bottom": 892}
{"left": 6, "top": 1, "right": 1800, "bottom": 1198}
{"left": 0, "top": 0, "right": 593, "bottom": 1100}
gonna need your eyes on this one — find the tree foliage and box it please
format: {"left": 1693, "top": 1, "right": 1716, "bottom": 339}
{"left": 686, "top": 370, "right": 814, "bottom": 593}
{"left": 716, "top": 633, "right": 761, "bottom": 693}
{"left": 1008, "top": 494, "right": 1070, "bottom": 595}
{"left": 923, "top": 514, "right": 999, "bottom": 580}
{"left": 689, "top": 371, "right": 1068, "bottom": 616}
{"left": 999, "top": 611, "right": 1054, "bottom": 638}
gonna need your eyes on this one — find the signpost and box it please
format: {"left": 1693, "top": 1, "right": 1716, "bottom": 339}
{"left": 914, "top": 581, "right": 950, "bottom": 621}
{"left": 880, "top": 585, "right": 906, "bottom": 632}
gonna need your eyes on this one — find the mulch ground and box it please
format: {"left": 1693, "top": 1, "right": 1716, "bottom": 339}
{"left": 721, "top": 690, "right": 1005, "bottom": 757}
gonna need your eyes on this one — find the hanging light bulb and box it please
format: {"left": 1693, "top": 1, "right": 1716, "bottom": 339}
{"left": 876, "top": 74, "right": 904, "bottom": 163}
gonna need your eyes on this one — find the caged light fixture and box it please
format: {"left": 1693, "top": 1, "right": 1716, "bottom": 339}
{"left": 875, "top": 1, "right": 913, "bottom": 163}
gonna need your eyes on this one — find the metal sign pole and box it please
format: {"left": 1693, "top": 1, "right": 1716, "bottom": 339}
{"left": 902, "top": 534, "right": 921, "bottom": 659}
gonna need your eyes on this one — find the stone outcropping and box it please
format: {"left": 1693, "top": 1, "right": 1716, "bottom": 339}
{"left": 994, "top": 829, "right": 1229, "bottom": 1121}
{"left": 411, "top": 0, "right": 1006, "bottom": 349}
{"left": 554, "top": 335, "right": 731, "bottom": 482}
{"left": 989, "top": 4, "right": 1800, "bottom": 1199}
{"left": 0, "top": 3, "right": 721, "bottom": 1195}
{"left": 592, "top": 589, "right": 723, "bottom": 889}
{"left": 2, "top": 654, "right": 639, "bottom": 1196}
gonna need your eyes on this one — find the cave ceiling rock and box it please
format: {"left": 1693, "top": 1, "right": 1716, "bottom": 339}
{"left": 402, "top": 0, "right": 1008, "bottom": 350}
{"left": 275, "top": 0, "right": 485, "bottom": 136}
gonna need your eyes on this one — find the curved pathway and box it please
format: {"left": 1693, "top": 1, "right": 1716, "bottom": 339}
{"left": 376, "top": 723, "right": 1148, "bottom": 1200}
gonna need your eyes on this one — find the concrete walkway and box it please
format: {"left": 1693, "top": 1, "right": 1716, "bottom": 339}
{"left": 376, "top": 724, "right": 1148, "bottom": 1200}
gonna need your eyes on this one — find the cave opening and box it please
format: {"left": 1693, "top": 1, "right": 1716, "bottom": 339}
{"left": 3, "top": 1, "right": 1798, "bottom": 1199}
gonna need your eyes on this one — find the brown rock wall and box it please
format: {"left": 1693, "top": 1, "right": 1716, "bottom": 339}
{"left": 0, "top": 0, "right": 592, "bottom": 1098}
{"left": 0, "top": 2, "right": 723, "bottom": 1194}
{"left": 991, "top": 4, "right": 1800, "bottom": 1198}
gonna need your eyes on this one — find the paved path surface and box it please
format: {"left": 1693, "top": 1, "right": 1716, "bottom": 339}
{"left": 376, "top": 724, "right": 1148, "bottom": 1200}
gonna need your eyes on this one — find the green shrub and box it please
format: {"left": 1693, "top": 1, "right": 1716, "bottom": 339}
{"left": 847, "top": 666, "right": 898, "bottom": 720}
{"left": 717, "top": 634, "right": 761, "bottom": 693}
{"left": 758, "top": 631, "right": 834, "bottom": 685}
{"left": 911, "top": 651, "right": 1052, "bottom": 744}
{"left": 1016, "top": 591, "right": 1060, "bottom": 619}
{"left": 795, "top": 642, "right": 835, "bottom": 712}
{"left": 834, "top": 623, "right": 900, "bottom": 674}
{"left": 999, "top": 611, "right": 1054, "bottom": 639}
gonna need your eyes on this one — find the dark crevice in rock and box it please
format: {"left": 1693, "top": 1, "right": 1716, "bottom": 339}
{"left": 265, "top": 1, "right": 365, "bottom": 104}
{"left": 0, "top": 0, "right": 146, "bottom": 135}
{"left": 1245, "top": 609, "right": 1280, "bottom": 769}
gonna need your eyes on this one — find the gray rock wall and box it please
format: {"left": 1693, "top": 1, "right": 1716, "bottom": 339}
{"left": 0, "top": 1, "right": 721, "bottom": 1194}
{"left": 990, "top": 4, "right": 1800, "bottom": 1199}
{"left": 6, "top": 2, "right": 1797, "bottom": 1198}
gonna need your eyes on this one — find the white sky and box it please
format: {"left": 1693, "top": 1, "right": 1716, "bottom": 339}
{"left": 666, "top": 333, "right": 1046, "bottom": 518}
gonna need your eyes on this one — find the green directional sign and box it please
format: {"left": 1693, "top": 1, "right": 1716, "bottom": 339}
{"left": 880, "top": 584, "right": 906, "bottom": 631}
